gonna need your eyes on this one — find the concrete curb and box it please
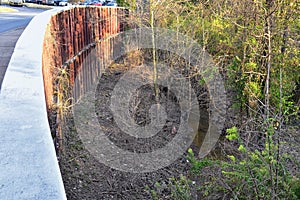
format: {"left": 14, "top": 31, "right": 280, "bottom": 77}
{"left": 0, "top": 8, "right": 66, "bottom": 199}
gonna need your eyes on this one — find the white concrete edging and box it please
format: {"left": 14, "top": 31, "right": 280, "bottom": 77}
{"left": 0, "top": 8, "right": 67, "bottom": 200}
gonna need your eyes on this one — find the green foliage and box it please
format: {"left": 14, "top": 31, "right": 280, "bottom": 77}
{"left": 146, "top": 177, "right": 193, "bottom": 200}
{"left": 225, "top": 127, "right": 239, "bottom": 141}
{"left": 150, "top": 137, "right": 299, "bottom": 199}
{"left": 169, "top": 175, "right": 192, "bottom": 200}
{"left": 131, "top": 0, "right": 300, "bottom": 199}
{"left": 116, "top": 0, "right": 134, "bottom": 9}
{"left": 218, "top": 126, "right": 299, "bottom": 199}
{"left": 291, "top": 179, "right": 300, "bottom": 200}
{"left": 187, "top": 148, "right": 216, "bottom": 173}
{"left": 157, "top": 0, "right": 299, "bottom": 114}
{"left": 145, "top": 184, "right": 159, "bottom": 200}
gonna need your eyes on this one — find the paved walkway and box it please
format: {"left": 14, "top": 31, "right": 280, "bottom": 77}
{"left": 0, "top": 27, "right": 24, "bottom": 90}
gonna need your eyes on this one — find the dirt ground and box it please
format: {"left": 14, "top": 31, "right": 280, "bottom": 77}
{"left": 58, "top": 53, "right": 211, "bottom": 199}
{"left": 56, "top": 50, "right": 300, "bottom": 199}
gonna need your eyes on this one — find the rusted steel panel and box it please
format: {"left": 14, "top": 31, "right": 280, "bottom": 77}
{"left": 42, "top": 7, "right": 126, "bottom": 109}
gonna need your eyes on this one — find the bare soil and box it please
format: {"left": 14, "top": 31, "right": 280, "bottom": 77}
{"left": 58, "top": 52, "right": 211, "bottom": 199}
{"left": 56, "top": 51, "right": 300, "bottom": 199}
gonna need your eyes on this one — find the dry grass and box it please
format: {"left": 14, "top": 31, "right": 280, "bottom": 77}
{"left": 0, "top": 6, "right": 18, "bottom": 12}
{"left": 23, "top": 3, "right": 54, "bottom": 10}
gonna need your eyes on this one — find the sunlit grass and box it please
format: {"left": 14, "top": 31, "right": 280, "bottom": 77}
{"left": 0, "top": 6, "right": 18, "bottom": 13}
{"left": 23, "top": 3, "right": 54, "bottom": 9}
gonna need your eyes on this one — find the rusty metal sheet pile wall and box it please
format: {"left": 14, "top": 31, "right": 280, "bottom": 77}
{"left": 42, "top": 7, "right": 125, "bottom": 109}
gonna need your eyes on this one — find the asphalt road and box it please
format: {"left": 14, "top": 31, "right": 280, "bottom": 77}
{"left": 0, "top": 5, "right": 43, "bottom": 33}
{"left": 0, "top": 6, "right": 44, "bottom": 89}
